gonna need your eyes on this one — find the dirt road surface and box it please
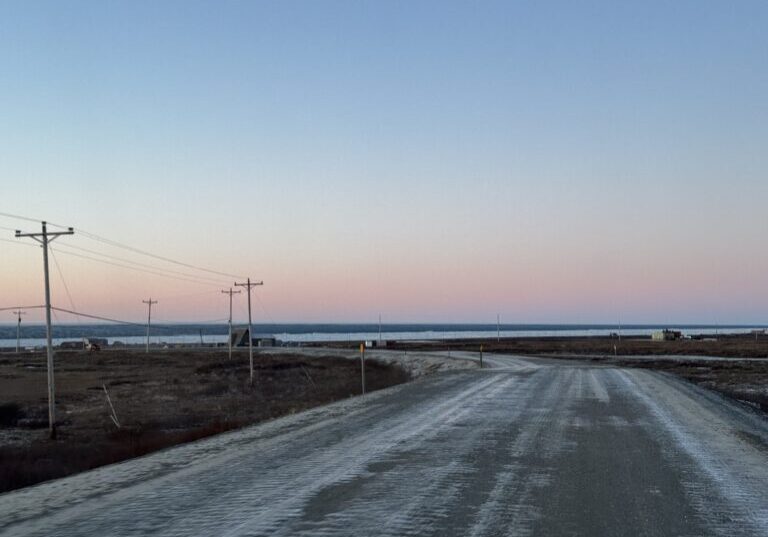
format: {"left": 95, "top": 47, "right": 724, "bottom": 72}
{"left": 2, "top": 353, "right": 768, "bottom": 536}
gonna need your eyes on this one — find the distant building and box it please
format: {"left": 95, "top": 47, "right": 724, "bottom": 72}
{"left": 231, "top": 328, "right": 279, "bottom": 347}
{"left": 652, "top": 330, "right": 682, "bottom": 341}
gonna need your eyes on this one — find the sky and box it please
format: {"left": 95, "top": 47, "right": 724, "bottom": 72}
{"left": 1, "top": 0, "right": 768, "bottom": 324}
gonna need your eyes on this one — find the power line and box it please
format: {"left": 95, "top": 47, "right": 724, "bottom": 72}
{"left": 52, "top": 242, "right": 231, "bottom": 285}
{"left": 49, "top": 306, "right": 174, "bottom": 330}
{"left": 0, "top": 237, "right": 38, "bottom": 248}
{"left": 252, "top": 287, "right": 278, "bottom": 328}
{"left": 2, "top": 211, "right": 245, "bottom": 280}
{"left": 0, "top": 211, "right": 41, "bottom": 224}
{"left": 50, "top": 247, "right": 226, "bottom": 288}
{"left": 49, "top": 248, "right": 82, "bottom": 324}
{"left": 153, "top": 289, "right": 223, "bottom": 302}
{"left": 74, "top": 228, "right": 245, "bottom": 280}
{"left": 152, "top": 316, "right": 230, "bottom": 324}
{"left": 5, "top": 304, "right": 230, "bottom": 328}
{"left": 0, "top": 305, "right": 45, "bottom": 312}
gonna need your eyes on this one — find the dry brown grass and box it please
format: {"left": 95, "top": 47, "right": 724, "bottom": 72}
{"left": 0, "top": 349, "right": 409, "bottom": 493}
{"left": 383, "top": 334, "right": 768, "bottom": 358}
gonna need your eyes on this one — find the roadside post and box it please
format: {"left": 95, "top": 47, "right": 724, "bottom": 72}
{"left": 360, "top": 342, "right": 366, "bottom": 395}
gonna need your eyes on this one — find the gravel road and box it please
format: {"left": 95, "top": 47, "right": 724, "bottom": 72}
{"left": 2, "top": 354, "right": 768, "bottom": 536}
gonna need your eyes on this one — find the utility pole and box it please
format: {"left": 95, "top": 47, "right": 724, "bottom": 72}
{"left": 15, "top": 221, "right": 74, "bottom": 439}
{"left": 360, "top": 343, "right": 366, "bottom": 395}
{"left": 143, "top": 298, "right": 157, "bottom": 353}
{"left": 234, "top": 278, "right": 263, "bottom": 385}
{"left": 221, "top": 288, "right": 241, "bottom": 360}
{"left": 12, "top": 310, "right": 26, "bottom": 353}
{"left": 618, "top": 319, "right": 622, "bottom": 343}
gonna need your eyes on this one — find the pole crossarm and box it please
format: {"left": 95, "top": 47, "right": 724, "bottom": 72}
{"left": 15, "top": 227, "right": 74, "bottom": 241}
{"left": 234, "top": 280, "right": 264, "bottom": 290}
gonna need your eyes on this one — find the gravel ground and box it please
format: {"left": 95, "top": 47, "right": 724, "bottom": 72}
{"left": 2, "top": 354, "right": 767, "bottom": 536}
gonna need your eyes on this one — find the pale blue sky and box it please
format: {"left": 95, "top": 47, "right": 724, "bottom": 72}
{"left": 1, "top": 1, "right": 768, "bottom": 323}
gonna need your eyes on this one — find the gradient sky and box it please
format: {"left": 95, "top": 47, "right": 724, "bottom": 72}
{"left": 1, "top": 1, "right": 768, "bottom": 324}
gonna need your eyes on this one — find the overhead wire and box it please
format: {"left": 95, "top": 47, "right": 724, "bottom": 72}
{"left": 0, "top": 237, "right": 37, "bottom": 248}
{"left": 152, "top": 316, "right": 229, "bottom": 324}
{"left": 153, "top": 289, "right": 224, "bottom": 302}
{"left": 50, "top": 247, "right": 226, "bottom": 288}
{"left": 49, "top": 248, "right": 83, "bottom": 324}
{"left": 253, "top": 288, "right": 279, "bottom": 329}
{"left": 49, "top": 307, "right": 226, "bottom": 332}
{"left": 50, "top": 307, "right": 174, "bottom": 331}
{"left": 72, "top": 228, "right": 246, "bottom": 280}
{"left": 2, "top": 210, "right": 247, "bottom": 281}
{"left": 0, "top": 211, "right": 40, "bottom": 224}
{"left": 3, "top": 211, "right": 263, "bottom": 330}
{"left": 52, "top": 242, "right": 231, "bottom": 286}
{"left": 0, "top": 305, "right": 45, "bottom": 312}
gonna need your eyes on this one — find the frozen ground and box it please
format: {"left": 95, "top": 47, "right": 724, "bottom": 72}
{"left": 1, "top": 353, "right": 768, "bottom": 536}
{"left": 259, "top": 346, "right": 480, "bottom": 377}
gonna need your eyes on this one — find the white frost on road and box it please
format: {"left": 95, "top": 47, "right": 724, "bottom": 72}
{"left": 2, "top": 354, "right": 768, "bottom": 537}
{"left": 616, "top": 369, "right": 768, "bottom": 535}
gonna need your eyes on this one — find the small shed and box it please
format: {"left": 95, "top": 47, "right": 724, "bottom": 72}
{"left": 652, "top": 329, "right": 682, "bottom": 341}
{"left": 231, "top": 328, "right": 278, "bottom": 347}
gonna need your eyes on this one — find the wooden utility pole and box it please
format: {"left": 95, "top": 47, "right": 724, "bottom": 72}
{"left": 143, "top": 298, "right": 157, "bottom": 353}
{"left": 12, "top": 310, "right": 26, "bottom": 353}
{"left": 221, "top": 288, "right": 241, "bottom": 360}
{"left": 15, "top": 221, "right": 74, "bottom": 439}
{"left": 234, "top": 278, "right": 263, "bottom": 385}
{"left": 360, "top": 342, "right": 366, "bottom": 395}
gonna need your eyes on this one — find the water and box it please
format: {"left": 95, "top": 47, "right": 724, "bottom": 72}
{"left": 0, "top": 323, "right": 764, "bottom": 349}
